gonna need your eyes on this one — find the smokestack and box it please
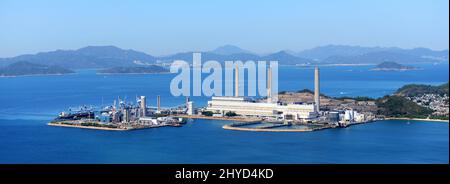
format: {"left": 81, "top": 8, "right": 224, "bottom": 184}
{"left": 187, "top": 101, "right": 194, "bottom": 115}
{"left": 267, "top": 67, "right": 272, "bottom": 103}
{"left": 314, "top": 67, "right": 320, "bottom": 112}
{"left": 140, "top": 96, "right": 146, "bottom": 117}
{"left": 157, "top": 95, "right": 161, "bottom": 113}
{"left": 122, "top": 108, "right": 129, "bottom": 123}
{"left": 235, "top": 65, "right": 239, "bottom": 97}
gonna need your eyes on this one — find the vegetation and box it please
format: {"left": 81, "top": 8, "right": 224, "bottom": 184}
{"left": 297, "top": 89, "right": 314, "bottom": 94}
{"left": 372, "top": 61, "right": 416, "bottom": 70}
{"left": 280, "top": 83, "right": 448, "bottom": 120}
{"left": 395, "top": 82, "right": 449, "bottom": 97}
{"left": 335, "top": 96, "right": 375, "bottom": 101}
{"left": 201, "top": 111, "right": 214, "bottom": 116}
{"left": 225, "top": 111, "right": 237, "bottom": 117}
{"left": 376, "top": 95, "right": 433, "bottom": 118}
{"left": 0, "top": 61, "right": 74, "bottom": 76}
{"left": 295, "top": 89, "right": 330, "bottom": 98}
{"left": 430, "top": 116, "right": 449, "bottom": 120}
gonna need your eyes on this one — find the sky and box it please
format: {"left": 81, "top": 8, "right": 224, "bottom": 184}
{"left": 0, "top": 0, "right": 448, "bottom": 57}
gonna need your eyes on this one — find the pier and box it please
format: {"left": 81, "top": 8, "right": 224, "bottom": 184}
{"left": 47, "top": 121, "right": 176, "bottom": 131}
{"left": 48, "top": 122, "right": 128, "bottom": 131}
{"left": 174, "top": 115, "right": 262, "bottom": 122}
{"left": 222, "top": 121, "right": 336, "bottom": 132}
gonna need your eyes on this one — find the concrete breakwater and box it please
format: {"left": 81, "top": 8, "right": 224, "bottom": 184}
{"left": 175, "top": 115, "right": 338, "bottom": 132}
{"left": 223, "top": 125, "right": 313, "bottom": 132}
{"left": 222, "top": 122, "right": 335, "bottom": 132}
{"left": 48, "top": 122, "right": 129, "bottom": 131}
{"left": 175, "top": 115, "right": 262, "bottom": 122}
{"left": 48, "top": 122, "right": 172, "bottom": 131}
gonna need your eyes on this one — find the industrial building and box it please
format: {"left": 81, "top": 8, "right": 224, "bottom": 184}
{"left": 206, "top": 66, "right": 321, "bottom": 121}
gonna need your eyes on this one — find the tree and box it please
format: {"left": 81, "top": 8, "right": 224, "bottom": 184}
{"left": 225, "top": 111, "right": 237, "bottom": 117}
{"left": 201, "top": 111, "right": 214, "bottom": 116}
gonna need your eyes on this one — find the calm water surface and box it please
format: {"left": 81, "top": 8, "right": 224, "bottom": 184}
{"left": 0, "top": 64, "right": 448, "bottom": 163}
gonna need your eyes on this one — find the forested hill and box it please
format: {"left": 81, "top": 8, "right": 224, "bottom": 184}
{"left": 0, "top": 61, "right": 74, "bottom": 77}
{"left": 395, "top": 83, "right": 449, "bottom": 97}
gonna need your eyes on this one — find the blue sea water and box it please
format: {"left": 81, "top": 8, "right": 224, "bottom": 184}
{"left": 0, "top": 63, "right": 448, "bottom": 163}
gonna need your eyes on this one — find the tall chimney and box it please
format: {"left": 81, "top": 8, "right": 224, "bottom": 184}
{"left": 314, "top": 67, "right": 320, "bottom": 112}
{"left": 267, "top": 67, "right": 272, "bottom": 103}
{"left": 140, "top": 96, "right": 146, "bottom": 117}
{"left": 235, "top": 65, "right": 239, "bottom": 97}
{"left": 157, "top": 95, "right": 161, "bottom": 113}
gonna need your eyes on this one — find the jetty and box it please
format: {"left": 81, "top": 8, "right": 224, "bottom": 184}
{"left": 174, "top": 115, "right": 262, "bottom": 122}
{"left": 222, "top": 121, "right": 336, "bottom": 132}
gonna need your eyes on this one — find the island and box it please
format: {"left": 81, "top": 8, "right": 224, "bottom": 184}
{"left": 97, "top": 65, "right": 169, "bottom": 74}
{"left": 0, "top": 61, "right": 75, "bottom": 77}
{"left": 371, "top": 61, "right": 417, "bottom": 71}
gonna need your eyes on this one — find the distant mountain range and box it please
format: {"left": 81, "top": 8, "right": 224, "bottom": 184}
{"left": 0, "top": 45, "right": 448, "bottom": 69}
{"left": 208, "top": 44, "right": 253, "bottom": 55}
{"left": 0, "top": 46, "right": 156, "bottom": 69}
{"left": 295, "top": 45, "right": 449, "bottom": 61}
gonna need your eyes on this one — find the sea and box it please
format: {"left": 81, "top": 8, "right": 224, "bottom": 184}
{"left": 0, "top": 63, "right": 448, "bottom": 163}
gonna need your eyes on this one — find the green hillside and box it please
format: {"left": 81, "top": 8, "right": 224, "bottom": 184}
{"left": 0, "top": 61, "right": 74, "bottom": 77}
{"left": 376, "top": 95, "right": 434, "bottom": 118}
{"left": 396, "top": 82, "right": 449, "bottom": 97}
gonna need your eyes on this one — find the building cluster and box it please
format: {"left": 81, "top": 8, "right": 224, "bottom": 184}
{"left": 204, "top": 66, "right": 375, "bottom": 126}
{"left": 205, "top": 67, "right": 321, "bottom": 122}
{"left": 407, "top": 93, "right": 449, "bottom": 116}
{"left": 56, "top": 66, "right": 377, "bottom": 129}
{"left": 58, "top": 95, "right": 190, "bottom": 127}
{"left": 323, "top": 109, "right": 374, "bottom": 126}
{"left": 206, "top": 96, "right": 317, "bottom": 121}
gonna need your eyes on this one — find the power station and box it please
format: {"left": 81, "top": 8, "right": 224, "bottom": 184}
{"left": 206, "top": 66, "right": 320, "bottom": 121}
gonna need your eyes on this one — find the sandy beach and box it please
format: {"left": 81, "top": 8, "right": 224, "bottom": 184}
{"left": 385, "top": 117, "right": 449, "bottom": 123}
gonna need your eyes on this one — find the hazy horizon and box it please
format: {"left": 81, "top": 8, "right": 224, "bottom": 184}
{"left": 1, "top": 44, "right": 449, "bottom": 58}
{"left": 1, "top": 0, "right": 448, "bottom": 57}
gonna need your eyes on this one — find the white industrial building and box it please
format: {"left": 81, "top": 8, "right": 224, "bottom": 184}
{"left": 207, "top": 96, "right": 317, "bottom": 120}
{"left": 343, "top": 109, "right": 365, "bottom": 122}
{"left": 205, "top": 66, "right": 321, "bottom": 121}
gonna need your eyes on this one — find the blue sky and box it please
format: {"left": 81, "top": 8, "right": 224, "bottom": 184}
{"left": 0, "top": 0, "right": 448, "bottom": 57}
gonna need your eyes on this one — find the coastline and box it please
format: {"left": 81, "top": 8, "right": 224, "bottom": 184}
{"left": 385, "top": 117, "right": 449, "bottom": 123}
{"left": 0, "top": 73, "right": 76, "bottom": 78}
{"left": 222, "top": 124, "right": 314, "bottom": 132}
{"left": 97, "top": 72, "right": 171, "bottom": 75}
{"left": 294, "top": 63, "right": 375, "bottom": 67}
{"left": 370, "top": 68, "right": 420, "bottom": 71}
{"left": 47, "top": 122, "right": 129, "bottom": 131}
{"left": 320, "top": 63, "right": 375, "bottom": 66}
